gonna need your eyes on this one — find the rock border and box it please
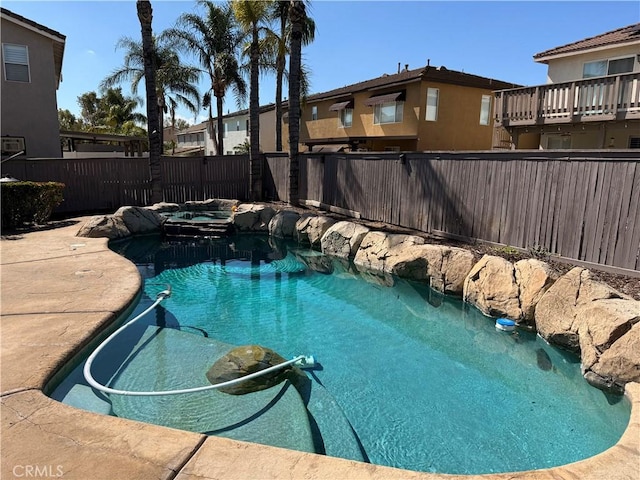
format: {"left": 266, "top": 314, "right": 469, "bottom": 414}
{"left": 76, "top": 201, "right": 640, "bottom": 394}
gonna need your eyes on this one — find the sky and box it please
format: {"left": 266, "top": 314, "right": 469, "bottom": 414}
{"left": 3, "top": 0, "right": 639, "bottom": 126}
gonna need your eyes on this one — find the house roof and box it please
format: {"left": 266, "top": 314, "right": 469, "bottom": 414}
{"left": 534, "top": 23, "right": 640, "bottom": 62}
{"left": 302, "top": 65, "right": 520, "bottom": 104}
{"left": 1, "top": 8, "right": 66, "bottom": 88}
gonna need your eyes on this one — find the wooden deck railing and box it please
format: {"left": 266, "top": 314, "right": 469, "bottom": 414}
{"left": 494, "top": 72, "right": 640, "bottom": 126}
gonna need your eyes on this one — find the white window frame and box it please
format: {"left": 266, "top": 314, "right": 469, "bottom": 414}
{"left": 340, "top": 108, "right": 353, "bottom": 128}
{"left": 479, "top": 95, "right": 491, "bottom": 126}
{"left": 373, "top": 101, "right": 403, "bottom": 125}
{"left": 426, "top": 88, "right": 439, "bottom": 121}
{"left": 2, "top": 43, "right": 30, "bottom": 83}
{"left": 311, "top": 105, "right": 318, "bottom": 121}
{"left": 223, "top": 122, "right": 228, "bottom": 138}
{"left": 583, "top": 55, "right": 635, "bottom": 78}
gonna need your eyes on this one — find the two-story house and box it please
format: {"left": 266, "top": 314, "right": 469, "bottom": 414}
{"left": 283, "top": 63, "right": 518, "bottom": 152}
{"left": 1, "top": 8, "right": 65, "bottom": 158}
{"left": 494, "top": 23, "right": 640, "bottom": 149}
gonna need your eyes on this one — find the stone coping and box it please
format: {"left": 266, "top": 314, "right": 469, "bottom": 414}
{"left": 1, "top": 219, "right": 638, "bottom": 479}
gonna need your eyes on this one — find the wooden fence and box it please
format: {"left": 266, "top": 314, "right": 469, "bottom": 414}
{"left": 2, "top": 151, "right": 638, "bottom": 271}
{"left": 265, "top": 151, "right": 639, "bottom": 272}
{"left": 1, "top": 155, "right": 249, "bottom": 213}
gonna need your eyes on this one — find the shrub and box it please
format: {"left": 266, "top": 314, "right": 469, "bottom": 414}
{"left": 1, "top": 181, "right": 65, "bottom": 229}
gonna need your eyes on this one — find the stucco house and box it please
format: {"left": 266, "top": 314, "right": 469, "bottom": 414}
{"left": 1, "top": 8, "right": 65, "bottom": 158}
{"left": 282, "top": 63, "right": 518, "bottom": 152}
{"left": 494, "top": 23, "right": 640, "bottom": 149}
{"left": 173, "top": 105, "right": 276, "bottom": 156}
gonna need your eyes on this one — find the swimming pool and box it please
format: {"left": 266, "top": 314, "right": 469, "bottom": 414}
{"left": 50, "top": 234, "right": 630, "bottom": 475}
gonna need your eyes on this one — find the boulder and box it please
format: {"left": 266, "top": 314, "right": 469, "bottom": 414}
{"left": 145, "top": 202, "right": 180, "bottom": 213}
{"left": 185, "top": 198, "right": 239, "bottom": 211}
{"left": 418, "top": 245, "right": 476, "bottom": 295}
{"left": 535, "top": 267, "right": 632, "bottom": 351}
{"left": 115, "top": 206, "right": 165, "bottom": 234}
{"left": 321, "top": 221, "right": 370, "bottom": 259}
{"left": 269, "top": 210, "right": 301, "bottom": 238}
{"left": 463, "top": 255, "right": 522, "bottom": 320}
{"left": 296, "top": 215, "right": 336, "bottom": 246}
{"left": 514, "top": 259, "right": 557, "bottom": 324}
{"left": 232, "top": 204, "right": 276, "bottom": 232}
{"left": 76, "top": 214, "right": 130, "bottom": 239}
{"left": 579, "top": 299, "right": 640, "bottom": 393}
{"left": 354, "top": 232, "right": 425, "bottom": 273}
{"left": 206, "top": 345, "right": 302, "bottom": 395}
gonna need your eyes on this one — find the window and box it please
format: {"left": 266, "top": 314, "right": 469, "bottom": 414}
{"left": 340, "top": 108, "right": 353, "bottom": 128}
{"left": 245, "top": 119, "right": 249, "bottom": 131}
{"left": 479, "top": 95, "right": 491, "bottom": 126}
{"left": 629, "top": 136, "right": 640, "bottom": 149}
{"left": 223, "top": 123, "right": 228, "bottom": 138}
{"left": 236, "top": 120, "right": 240, "bottom": 131}
{"left": 311, "top": 106, "right": 318, "bottom": 121}
{"left": 425, "top": 88, "right": 439, "bottom": 121}
{"left": 374, "top": 101, "right": 403, "bottom": 124}
{"left": 3, "top": 44, "right": 30, "bottom": 82}
{"left": 547, "top": 135, "right": 572, "bottom": 149}
{"left": 583, "top": 56, "right": 634, "bottom": 78}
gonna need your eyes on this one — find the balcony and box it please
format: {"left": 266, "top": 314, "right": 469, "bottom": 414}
{"left": 494, "top": 72, "right": 640, "bottom": 127}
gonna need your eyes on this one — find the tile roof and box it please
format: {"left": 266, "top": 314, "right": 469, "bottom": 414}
{"left": 534, "top": 23, "right": 640, "bottom": 61}
{"left": 304, "top": 65, "right": 520, "bottom": 103}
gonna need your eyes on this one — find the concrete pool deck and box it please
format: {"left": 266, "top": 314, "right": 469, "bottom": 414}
{"left": 1, "top": 219, "right": 638, "bottom": 480}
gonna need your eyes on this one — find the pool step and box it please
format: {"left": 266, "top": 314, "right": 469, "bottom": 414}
{"left": 163, "top": 219, "right": 233, "bottom": 238}
{"left": 108, "top": 326, "right": 316, "bottom": 454}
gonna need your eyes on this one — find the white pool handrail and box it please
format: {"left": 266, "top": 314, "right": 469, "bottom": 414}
{"left": 82, "top": 287, "right": 311, "bottom": 397}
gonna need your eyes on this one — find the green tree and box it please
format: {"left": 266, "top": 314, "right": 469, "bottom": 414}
{"left": 76, "top": 88, "right": 146, "bottom": 134}
{"left": 58, "top": 108, "right": 83, "bottom": 131}
{"left": 137, "top": 0, "right": 163, "bottom": 204}
{"left": 165, "top": 0, "right": 246, "bottom": 155}
{"left": 287, "top": 0, "right": 306, "bottom": 205}
{"left": 101, "top": 34, "right": 200, "bottom": 148}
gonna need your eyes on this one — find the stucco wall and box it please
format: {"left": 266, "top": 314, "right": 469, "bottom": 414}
{"left": 1, "top": 19, "right": 62, "bottom": 158}
{"left": 221, "top": 109, "right": 276, "bottom": 154}
{"left": 545, "top": 44, "right": 640, "bottom": 83}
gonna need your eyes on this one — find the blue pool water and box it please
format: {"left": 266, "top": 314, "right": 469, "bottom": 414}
{"left": 50, "top": 235, "right": 630, "bottom": 475}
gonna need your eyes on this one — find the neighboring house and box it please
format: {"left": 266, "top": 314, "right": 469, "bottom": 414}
{"left": 283, "top": 63, "right": 518, "bottom": 152}
{"left": 1, "top": 8, "right": 65, "bottom": 158}
{"left": 494, "top": 23, "right": 640, "bottom": 149}
{"left": 173, "top": 104, "right": 276, "bottom": 156}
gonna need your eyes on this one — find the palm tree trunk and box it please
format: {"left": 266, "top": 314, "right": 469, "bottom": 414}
{"left": 249, "top": 25, "right": 262, "bottom": 200}
{"left": 137, "top": 0, "right": 162, "bottom": 204}
{"left": 216, "top": 94, "right": 224, "bottom": 155}
{"left": 287, "top": 0, "right": 304, "bottom": 206}
{"left": 275, "top": 54, "right": 285, "bottom": 152}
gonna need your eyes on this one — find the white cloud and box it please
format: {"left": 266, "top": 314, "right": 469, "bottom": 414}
{"left": 86, "top": 49, "right": 96, "bottom": 56}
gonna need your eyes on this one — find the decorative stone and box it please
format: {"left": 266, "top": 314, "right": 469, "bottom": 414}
{"left": 535, "top": 267, "right": 632, "bottom": 351}
{"left": 76, "top": 214, "right": 130, "bottom": 239}
{"left": 418, "top": 245, "right": 476, "bottom": 295}
{"left": 296, "top": 215, "right": 336, "bottom": 246}
{"left": 115, "top": 206, "right": 165, "bottom": 234}
{"left": 354, "top": 232, "right": 425, "bottom": 272}
{"left": 206, "top": 345, "right": 301, "bottom": 395}
{"left": 145, "top": 202, "right": 180, "bottom": 213}
{"left": 185, "top": 198, "right": 239, "bottom": 211}
{"left": 463, "top": 255, "right": 522, "bottom": 320}
{"left": 232, "top": 204, "right": 276, "bottom": 232}
{"left": 321, "top": 221, "right": 370, "bottom": 259}
{"left": 269, "top": 210, "right": 301, "bottom": 238}
{"left": 579, "top": 299, "right": 640, "bottom": 393}
{"left": 514, "top": 259, "right": 556, "bottom": 324}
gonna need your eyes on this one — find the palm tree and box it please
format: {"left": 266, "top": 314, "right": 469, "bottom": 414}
{"left": 231, "top": 0, "right": 273, "bottom": 200}
{"left": 101, "top": 35, "right": 200, "bottom": 150}
{"left": 137, "top": 0, "right": 162, "bottom": 204}
{"left": 165, "top": 0, "right": 246, "bottom": 155}
{"left": 270, "top": 1, "right": 314, "bottom": 151}
{"left": 101, "top": 87, "right": 147, "bottom": 133}
{"left": 287, "top": 0, "right": 306, "bottom": 205}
